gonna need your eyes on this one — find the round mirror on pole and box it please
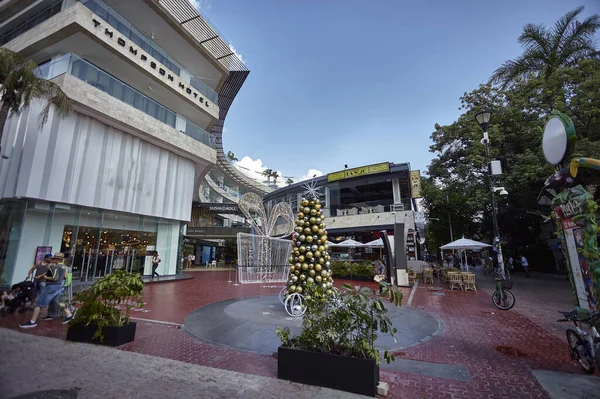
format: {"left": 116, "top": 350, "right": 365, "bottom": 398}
{"left": 542, "top": 111, "right": 577, "bottom": 166}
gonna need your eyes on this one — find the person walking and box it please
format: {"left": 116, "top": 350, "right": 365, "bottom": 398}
{"left": 520, "top": 254, "right": 530, "bottom": 277}
{"left": 151, "top": 251, "right": 161, "bottom": 279}
{"left": 507, "top": 255, "right": 514, "bottom": 272}
{"left": 19, "top": 253, "right": 74, "bottom": 328}
{"left": 26, "top": 253, "right": 52, "bottom": 306}
{"left": 376, "top": 260, "right": 386, "bottom": 295}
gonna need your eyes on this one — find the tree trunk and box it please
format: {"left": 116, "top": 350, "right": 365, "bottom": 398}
{"left": 0, "top": 101, "right": 11, "bottom": 157}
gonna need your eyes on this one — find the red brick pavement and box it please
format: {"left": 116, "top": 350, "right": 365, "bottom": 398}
{"left": 0, "top": 272, "right": 587, "bottom": 398}
{"left": 137, "top": 271, "right": 410, "bottom": 324}
{"left": 379, "top": 283, "right": 582, "bottom": 399}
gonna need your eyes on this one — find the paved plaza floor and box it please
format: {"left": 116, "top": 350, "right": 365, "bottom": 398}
{"left": 183, "top": 294, "right": 441, "bottom": 354}
{"left": 1, "top": 269, "right": 600, "bottom": 398}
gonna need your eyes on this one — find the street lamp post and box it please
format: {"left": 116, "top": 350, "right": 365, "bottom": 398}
{"left": 445, "top": 193, "right": 454, "bottom": 242}
{"left": 475, "top": 110, "right": 505, "bottom": 275}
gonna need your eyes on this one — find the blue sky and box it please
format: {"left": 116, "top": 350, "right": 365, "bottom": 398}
{"left": 194, "top": 0, "right": 600, "bottom": 181}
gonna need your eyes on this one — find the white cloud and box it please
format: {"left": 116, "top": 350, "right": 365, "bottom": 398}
{"left": 187, "top": 0, "right": 209, "bottom": 11}
{"left": 231, "top": 156, "right": 323, "bottom": 187}
{"left": 228, "top": 42, "right": 245, "bottom": 63}
{"left": 233, "top": 156, "right": 282, "bottom": 184}
{"left": 295, "top": 169, "right": 324, "bottom": 183}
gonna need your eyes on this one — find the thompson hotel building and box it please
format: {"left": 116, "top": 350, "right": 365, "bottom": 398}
{"left": 0, "top": 0, "right": 251, "bottom": 285}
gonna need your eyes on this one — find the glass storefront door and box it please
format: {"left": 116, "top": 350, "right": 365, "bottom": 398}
{"left": 61, "top": 225, "right": 157, "bottom": 280}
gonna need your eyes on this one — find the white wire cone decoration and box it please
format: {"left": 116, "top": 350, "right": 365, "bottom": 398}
{"left": 236, "top": 193, "right": 295, "bottom": 284}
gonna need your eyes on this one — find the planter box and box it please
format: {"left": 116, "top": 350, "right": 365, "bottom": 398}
{"left": 277, "top": 347, "right": 378, "bottom": 397}
{"left": 66, "top": 322, "right": 137, "bottom": 347}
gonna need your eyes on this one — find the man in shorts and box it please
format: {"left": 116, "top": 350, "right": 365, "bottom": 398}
{"left": 19, "top": 253, "right": 75, "bottom": 328}
{"left": 27, "top": 253, "right": 52, "bottom": 306}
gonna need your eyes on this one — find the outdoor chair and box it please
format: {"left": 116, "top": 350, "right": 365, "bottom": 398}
{"left": 447, "top": 272, "right": 463, "bottom": 290}
{"left": 423, "top": 268, "right": 434, "bottom": 284}
{"left": 408, "top": 268, "right": 418, "bottom": 283}
{"left": 462, "top": 273, "right": 477, "bottom": 291}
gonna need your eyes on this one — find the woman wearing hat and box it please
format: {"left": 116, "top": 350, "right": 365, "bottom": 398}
{"left": 20, "top": 253, "right": 75, "bottom": 328}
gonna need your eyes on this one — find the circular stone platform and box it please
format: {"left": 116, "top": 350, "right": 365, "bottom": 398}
{"left": 183, "top": 295, "right": 442, "bottom": 355}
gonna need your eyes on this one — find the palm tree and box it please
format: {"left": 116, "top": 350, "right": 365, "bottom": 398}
{"left": 0, "top": 48, "right": 72, "bottom": 157}
{"left": 262, "top": 168, "right": 272, "bottom": 182}
{"left": 226, "top": 151, "right": 238, "bottom": 162}
{"left": 491, "top": 7, "right": 599, "bottom": 88}
{"left": 271, "top": 171, "right": 279, "bottom": 186}
{"left": 286, "top": 178, "right": 294, "bottom": 186}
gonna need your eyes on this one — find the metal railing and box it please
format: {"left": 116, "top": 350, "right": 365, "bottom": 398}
{"left": 0, "top": 0, "right": 63, "bottom": 46}
{"left": 37, "top": 53, "right": 216, "bottom": 148}
{"left": 79, "top": 0, "right": 218, "bottom": 104}
{"left": 0, "top": 0, "right": 219, "bottom": 104}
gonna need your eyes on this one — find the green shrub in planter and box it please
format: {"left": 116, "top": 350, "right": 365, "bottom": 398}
{"left": 277, "top": 281, "right": 403, "bottom": 364}
{"left": 350, "top": 262, "right": 376, "bottom": 279}
{"left": 330, "top": 261, "right": 350, "bottom": 277}
{"left": 69, "top": 270, "right": 144, "bottom": 342}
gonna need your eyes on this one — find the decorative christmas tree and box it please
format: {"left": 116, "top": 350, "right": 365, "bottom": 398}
{"left": 286, "top": 180, "right": 334, "bottom": 297}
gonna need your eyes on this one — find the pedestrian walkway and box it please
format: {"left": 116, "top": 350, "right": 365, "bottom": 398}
{"left": 1, "top": 269, "right": 598, "bottom": 398}
{"left": 473, "top": 267, "right": 574, "bottom": 341}
{"left": 0, "top": 328, "right": 363, "bottom": 399}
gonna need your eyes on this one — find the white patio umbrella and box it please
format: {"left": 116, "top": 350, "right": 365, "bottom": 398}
{"left": 440, "top": 238, "right": 491, "bottom": 271}
{"left": 364, "top": 238, "right": 384, "bottom": 247}
{"left": 364, "top": 238, "right": 384, "bottom": 259}
{"left": 329, "top": 239, "right": 364, "bottom": 264}
{"left": 440, "top": 238, "right": 491, "bottom": 250}
{"left": 334, "top": 239, "right": 365, "bottom": 247}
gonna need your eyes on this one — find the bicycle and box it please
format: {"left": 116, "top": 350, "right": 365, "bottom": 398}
{"left": 492, "top": 271, "right": 515, "bottom": 310}
{"left": 557, "top": 308, "right": 600, "bottom": 374}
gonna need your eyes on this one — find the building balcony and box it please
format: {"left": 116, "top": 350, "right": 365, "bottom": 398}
{"left": 78, "top": 0, "right": 219, "bottom": 104}
{"left": 204, "top": 172, "right": 241, "bottom": 203}
{"left": 0, "top": 0, "right": 219, "bottom": 104}
{"left": 38, "top": 53, "right": 216, "bottom": 148}
{"left": 2, "top": 1, "right": 220, "bottom": 124}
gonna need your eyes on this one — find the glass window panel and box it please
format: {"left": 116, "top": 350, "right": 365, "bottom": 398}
{"left": 110, "top": 78, "right": 123, "bottom": 101}
{"left": 146, "top": 99, "right": 157, "bottom": 118}
{"left": 132, "top": 91, "right": 144, "bottom": 111}
{"left": 122, "top": 86, "right": 136, "bottom": 108}
{"left": 118, "top": 23, "right": 131, "bottom": 40}
{"left": 94, "top": 5, "right": 108, "bottom": 21}
{"left": 107, "top": 14, "right": 119, "bottom": 29}
{"left": 164, "top": 110, "right": 176, "bottom": 127}
{"left": 130, "top": 31, "right": 143, "bottom": 48}
{"left": 71, "top": 60, "right": 88, "bottom": 81}
{"left": 96, "top": 70, "right": 112, "bottom": 94}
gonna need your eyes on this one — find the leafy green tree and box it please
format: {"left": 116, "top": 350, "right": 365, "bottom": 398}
{"left": 491, "top": 7, "right": 599, "bottom": 89}
{"left": 425, "top": 57, "right": 600, "bottom": 264}
{"left": 262, "top": 168, "right": 272, "bottom": 182}
{"left": 0, "top": 48, "right": 72, "bottom": 157}
{"left": 271, "top": 171, "right": 279, "bottom": 185}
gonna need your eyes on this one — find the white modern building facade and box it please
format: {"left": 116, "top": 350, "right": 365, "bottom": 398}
{"left": 187, "top": 158, "right": 272, "bottom": 266}
{"left": 0, "top": 0, "right": 249, "bottom": 284}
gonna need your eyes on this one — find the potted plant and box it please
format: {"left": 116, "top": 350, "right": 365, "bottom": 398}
{"left": 66, "top": 269, "right": 144, "bottom": 347}
{"left": 276, "top": 282, "right": 402, "bottom": 397}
